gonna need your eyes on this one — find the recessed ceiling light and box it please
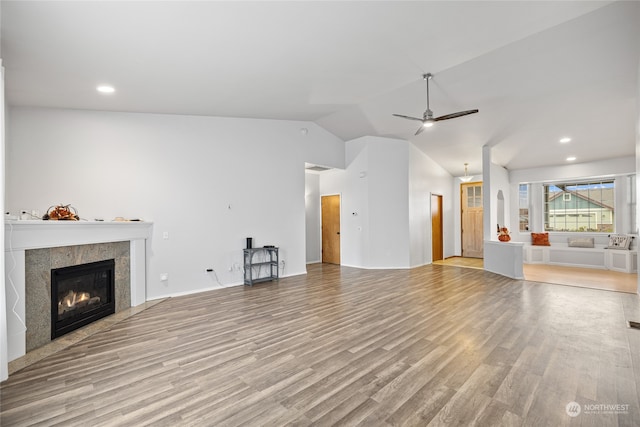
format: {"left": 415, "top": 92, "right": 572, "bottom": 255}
{"left": 96, "top": 85, "right": 115, "bottom": 94}
{"left": 566, "top": 156, "right": 576, "bottom": 161}
{"left": 559, "top": 137, "right": 571, "bottom": 143}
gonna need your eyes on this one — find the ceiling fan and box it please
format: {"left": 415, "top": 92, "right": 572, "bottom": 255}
{"left": 393, "top": 73, "right": 478, "bottom": 135}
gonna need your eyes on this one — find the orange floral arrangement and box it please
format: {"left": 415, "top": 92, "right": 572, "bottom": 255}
{"left": 43, "top": 204, "right": 79, "bottom": 221}
{"left": 498, "top": 227, "right": 510, "bottom": 242}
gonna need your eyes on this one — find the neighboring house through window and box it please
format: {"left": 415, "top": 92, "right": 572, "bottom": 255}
{"left": 544, "top": 180, "right": 614, "bottom": 232}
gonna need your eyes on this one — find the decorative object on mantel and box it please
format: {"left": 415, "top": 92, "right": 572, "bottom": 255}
{"left": 606, "top": 234, "right": 633, "bottom": 250}
{"left": 42, "top": 204, "right": 79, "bottom": 221}
{"left": 112, "top": 217, "right": 143, "bottom": 222}
{"left": 497, "top": 226, "right": 511, "bottom": 242}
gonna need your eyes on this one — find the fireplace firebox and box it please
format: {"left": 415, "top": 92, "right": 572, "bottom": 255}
{"left": 51, "top": 259, "right": 116, "bottom": 339}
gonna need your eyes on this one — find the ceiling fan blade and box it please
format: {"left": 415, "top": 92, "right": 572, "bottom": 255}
{"left": 415, "top": 125, "right": 426, "bottom": 136}
{"left": 392, "top": 114, "right": 424, "bottom": 122}
{"left": 434, "top": 109, "right": 479, "bottom": 121}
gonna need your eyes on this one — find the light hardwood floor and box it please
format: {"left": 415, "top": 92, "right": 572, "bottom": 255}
{"left": 523, "top": 264, "right": 638, "bottom": 294}
{"left": 435, "top": 257, "right": 638, "bottom": 294}
{"left": 2, "top": 263, "right": 640, "bottom": 426}
{"left": 433, "top": 257, "right": 484, "bottom": 270}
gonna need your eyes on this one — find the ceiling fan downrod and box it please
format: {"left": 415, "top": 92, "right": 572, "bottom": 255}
{"left": 423, "top": 73, "right": 432, "bottom": 114}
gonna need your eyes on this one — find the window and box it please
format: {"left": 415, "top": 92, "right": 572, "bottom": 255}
{"left": 544, "top": 180, "right": 614, "bottom": 232}
{"left": 466, "top": 185, "right": 482, "bottom": 208}
{"left": 519, "top": 184, "right": 529, "bottom": 231}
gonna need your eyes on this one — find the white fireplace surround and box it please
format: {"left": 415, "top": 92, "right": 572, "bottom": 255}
{"left": 4, "top": 220, "right": 153, "bottom": 362}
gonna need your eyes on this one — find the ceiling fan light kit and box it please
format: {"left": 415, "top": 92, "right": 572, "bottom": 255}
{"left": 393, "top": 73, "right": 478, "bottom": 135}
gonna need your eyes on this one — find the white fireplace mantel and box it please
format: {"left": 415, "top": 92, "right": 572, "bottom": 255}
{"left": 5, "top": 220, "right": 153, "bottom": 251}
{"left": 3, "top": 220, "right": 153, "bottom": 362}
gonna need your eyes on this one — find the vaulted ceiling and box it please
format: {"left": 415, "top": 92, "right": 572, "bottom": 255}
{"left": 2, "top": 1, "right": 638, "bottom": 177}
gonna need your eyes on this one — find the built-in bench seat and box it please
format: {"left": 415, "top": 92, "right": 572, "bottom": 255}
{"left": 522, "top": 243, "right": 637, "bottom": 273}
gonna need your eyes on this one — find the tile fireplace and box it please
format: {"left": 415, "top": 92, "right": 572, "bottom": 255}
{"left": 3, "top": 220, "right": 152, "bottom": 363}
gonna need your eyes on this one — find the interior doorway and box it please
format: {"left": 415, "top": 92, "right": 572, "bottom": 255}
{"left": 461, "top": 182, "right": 483, "bottom": 258}
{"left": 321, "top": 195, "right": 341, "bottom": 264}
{"left": 431, "top": 194, "right": 443, "bottom": 262}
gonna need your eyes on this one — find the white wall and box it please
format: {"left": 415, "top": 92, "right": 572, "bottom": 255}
{"left": 320, "top": 136, "right": 410, "bottom": 268}
{"left": 636, "top": 55, "right": 640, "bottom": 294}
{"left": 490, "top": 162, "right": 511, "bottom": 240}
{"left": 484, "top": 241, "right": 524, "bottom": 279}
{"left": 319, "top": 140, "right": 369, "bottom": 267}
{"left": 482, "top": 146, "right": 511, "bottom": 242}
{"left": 304, "top": 172, "right": 321, "bottom": 263}
{"left": 5, "top": 107, "right": 344, "bottom": 299}
{"left": 366, "top": 137, "right": 410, "bottom": 268}
{"left": 482, "top": 146, "right": 523, "bottom": 279}
{"left": 319, "top": 137, "right": 455, "bottom": 269}
{"left": 1, "top": 59, "right": 8, "bottom": 381}
{"left": 408, "top": 144, "right": 455, "bottom": 266}
{"left": 509, "top": 157, "right": 635, "bottom": 184}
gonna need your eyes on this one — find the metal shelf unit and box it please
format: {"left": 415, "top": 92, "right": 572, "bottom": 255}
{"left": 243, "top": 247, "right": 279, "bottom": 286}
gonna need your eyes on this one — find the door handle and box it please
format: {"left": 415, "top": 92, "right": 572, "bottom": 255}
{"left": 337, "top": 232, "right": 340, "bottom": 235}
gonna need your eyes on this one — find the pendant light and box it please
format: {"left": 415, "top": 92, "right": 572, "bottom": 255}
{"left": 460, "top": 163, "right": 473, "bottom": 182}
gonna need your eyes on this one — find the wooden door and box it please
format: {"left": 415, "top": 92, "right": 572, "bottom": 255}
{"left": 431, "top": 194, "right": 443, "bottom": 262}
{"left": 461, "top": 182, "right": 483, "bottom": 258}
{"left": 321, "top": 195, "right": 341, "bottom": 264}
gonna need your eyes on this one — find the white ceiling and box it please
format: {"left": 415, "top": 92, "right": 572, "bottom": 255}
{"left": 2, "top": 1, "right": 639, "bottom": 177}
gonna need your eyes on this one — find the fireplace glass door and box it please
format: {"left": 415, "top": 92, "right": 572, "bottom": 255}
{"left": 51, "top": 259, "right": 116, "bottom": 339}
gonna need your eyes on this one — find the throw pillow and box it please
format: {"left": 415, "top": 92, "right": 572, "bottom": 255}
{"left": 567, "top": 237, "right": 595, "bottom": 248}
{"left": 531, "top": 232, "right": 551, "bottom": 246}
{"left": 607, "top": 234, "right": 632, "bottom": 250}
